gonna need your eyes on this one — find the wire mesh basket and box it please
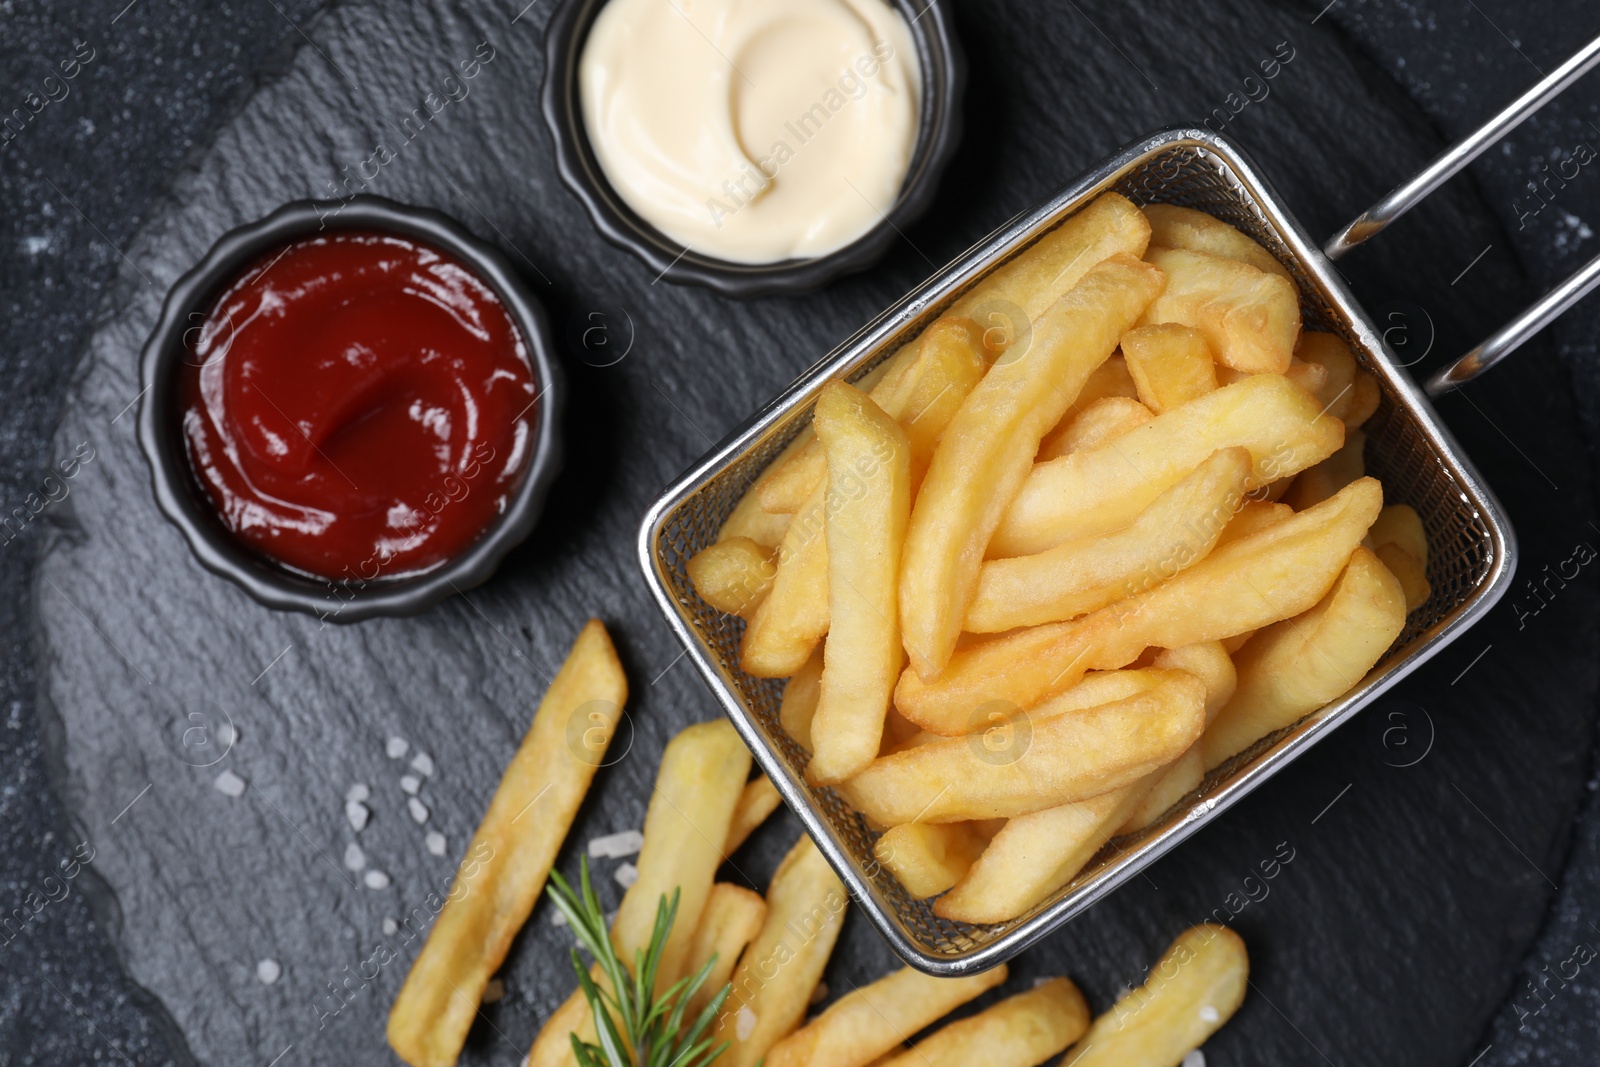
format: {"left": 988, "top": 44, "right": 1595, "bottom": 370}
{"left": 638, "top": 127, "right": 1515, "bottom": 974}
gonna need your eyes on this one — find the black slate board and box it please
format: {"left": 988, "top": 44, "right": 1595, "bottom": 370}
{"left": 31, "top": 1, "right": 1599, "bottom": 1065}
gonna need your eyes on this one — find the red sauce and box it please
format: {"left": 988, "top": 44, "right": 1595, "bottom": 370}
{"left": 179, "top": 232, "right": 536, "bottom": 582}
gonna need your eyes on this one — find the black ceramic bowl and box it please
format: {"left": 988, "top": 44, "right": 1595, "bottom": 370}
{"left": 542, "top": 0, "right": 966, "bottom": 298}
{"left": 137, "top": 196, "right": 564, "bottom": 623}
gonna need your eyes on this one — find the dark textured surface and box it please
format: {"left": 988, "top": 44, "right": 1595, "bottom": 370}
{"left": 3, "top": 2, "right": 1600, "bottom": 1066}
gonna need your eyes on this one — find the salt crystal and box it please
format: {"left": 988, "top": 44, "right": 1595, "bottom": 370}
{"left": 410, "top": 752, "right": 435, "bottom": 777}
{"left": 736, "top": 1007, "right": 758, "bottom": 1041}
{"left": 386, "top": 736, "right": 409, "bottom": 759}
{"left": 425, "top": 831, "right": 447, "bottom": 857}
{"left": 344, "top": 843, "right": 366, "bottom": 871}
{"left": 1182, "top": 1051, "right": 1207, "bottom": 1067}
{"left": 588, "top": 830, "right": 644, "bottom": 859}
{"left": 550, "top": 909, "right": 568, "bottom": 928}
{"left": 382, "top": 917, "right": 398, "bottom": 936}
{"left": 219, "top": 722, "right": 238, "bottom": 746}
{"left": 408, "top": 798, "right": 429, "bottom": 824}
{"left": 1033, "top": 976, "right": 1055, "bottom": 988}
{"left": 614, "top": 862, "right": 639, "bottom": 889}
{"left": 364, "top": 870, "right": 391, "bottom": 890}
{"left": 345, "top": 783, "right": 369, "bottom": 803}
{"left": 214, "top": 770, "right": 246, "bottom": 797}
{"left": 346, "top": 800, "right": 370, "bottom": 832}
{"left": 256, "top": 959, "right": 281, "bottom": 985}
{"left": 483, "top": 978, "right": 505, "bottom": 1004}
{"left": 400, "top": 775, "right": 421, "bottom": 795}
{"left": 1198, "top": 1005, "right": 1220, "bottom": 1024}
{"left": 809, "top": 982, "right": 828, "bottom": 1005}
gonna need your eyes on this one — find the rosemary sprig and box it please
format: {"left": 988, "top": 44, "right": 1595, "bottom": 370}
{"left": 547, "top": 857, "right": 733, "bottom": 1067}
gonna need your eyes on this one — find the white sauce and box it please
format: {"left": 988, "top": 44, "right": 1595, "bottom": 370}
{"left": 579, "top": 0, "right": 921, "bottom": 264}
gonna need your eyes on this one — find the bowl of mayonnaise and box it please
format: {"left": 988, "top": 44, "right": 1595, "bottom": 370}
{"left": 542, "top": 0, "right": 964, "bottom": 297}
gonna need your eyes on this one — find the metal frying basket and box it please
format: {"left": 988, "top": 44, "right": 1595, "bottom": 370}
{"left": 638, "top": 39, "right": 1600, "bottom": 975}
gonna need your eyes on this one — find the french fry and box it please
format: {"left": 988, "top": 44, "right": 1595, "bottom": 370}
{"left": 388, "top": 621, "right": 627, "bottom": 1067}
{"left": 1345, "top": 368, "right": 1381, "bottom": 428}
{"left": 1139, "top": 247, "right": 1301, "bottom": 374}
{"left": 1143, "top": 203, "right": 1293, "bottom": 282}
{"left": 714, "top": 838, "right": 848, "bottom": 1067}
{"left": 1284, "top": 427, "right": 1365, "bottom": 511}
{"left": 1116, "top": 745, "right": 1206, "bottom": 834}
{"left": 880, "top": 978, "right": 1089, "bottom": 1067}
{"left": 1121, "top": 323, "right": 1218, "bottom": 413}
{"left": 901, "top": 252, "right": 1166, "bottom": 678}
{"left": 779, "top": 647, "right": 824, "bottom": 753}
{"left": 1062, "top": 925, "right": 1249, "bottom": 1067}
{"left": 1153, "top": 641, "right": 1236, "bottom": 721}
{"left": 760, "top": 320, "right": 984, "bottom": 513}
{"left": 1284, "top": 358, "right": 1328, "bottom": 397}
{"left": 1218, "top": 499, "right": 1292, "bottom": 544}
{"left": 1203, "top": 546, "right": 1405, "bottom": 769}
{"left": 1295, "top": 331, "right": 1357, "bottom": 420}
{"left": 720, "top": 428, "right": 819, "bottom": 546}
{"left": 525, "top": 720, "right": 752, "bottom": 1067}
{"left": 840, "top": 673, "right": 1205, "bottom": 825}
{"left": 726, "top": 775, "right": 783, "bottom": 854}
{"left": 684, "top": 883, "right": 768, "bottom": 1018}
{"left": 765, "top": 966, "right": 1008, "bottom": 1067}
{"left": 688, "top": 537, "right": 777, "bottom": 618}
{"left": 992, "top": 373, "right": 1343, "bottom": 557}
{"left": 898, "top": 479, "right": 1384, "bottom": 731}
{"left": 1076, "top": 354, "right": 1140, "bottom": 405}
{"left": 873, "top": 821, "right": 995, "bottom": 898}
{"left": 966, "top": 447, "right": 1251, "bottom": 633}
{"left": 1037, "top": 396, "right": 1152, "bottom": 460}
{"left": 808, "top": 383, "right": 912, "bottom": 784}
{"left": 1369, "top": 503, "right": 1427, "bottom": 564}
{"left": 1375, "top": 542, "right": 1430, "bottom": 612}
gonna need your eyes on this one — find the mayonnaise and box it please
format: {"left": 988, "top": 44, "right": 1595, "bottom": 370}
{"left": 579, "top": 0, "right": 921, "bottom": 265}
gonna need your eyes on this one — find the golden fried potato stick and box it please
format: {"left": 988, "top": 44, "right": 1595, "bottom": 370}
{"left": 1038, "top": 395, "right": 1153, "bottom": 460}
{"left": 1369, "top": 503, "right": 1430, "bottom": 611}
{"left": 765, "top": 965, "right": 1009, "bottom": 1067}
{"left": 808, "top": 383, "right": 912, "bottom": 784}
{"left": 881, "top": 977, "right": 1089, "bottom": 1067}
{"left": 1153, "top": 642, "right": 1236, "bottom": 721}
{"left": 760, "top": 321, "right": 983, "bottom": 513}
{"left": 1375, "top": 542, "right": 1430, "bottom": 612}
{"left": 688, "top": 537, "right": 777, "bottom": 618}
{"left": 1217, "top": 499, "right": 1292, "bottom": 545}
{"left": 966, "top": 447, "right": 1251, "bottom": 633}
{"left": 1345, "top": 368, "right": 1382, "bottom": 428}
{"left": 898, "top": 479, "right": 1384, "bottom": 732}
{"left": 779, "top": 647, "right": 824, "bottom": 753}
{"left": 1284, "top": 427, "right": 1365, "bottom": 510}
{"left": 1116, "top": 746, "right": 1206, "bottom": 834}
{"left": 741, "top": 324, "right": 985, "bottom": 677}
{"left": 684, "top": 883, "right": 768, "bottom": 1018}
{"left": 719, "top": 426, "right": 823, "bottom": 547}
{"left": 713, "top": 837, "right": 848, "bottom": 1067}
{"left": 1077, "top": 354, "right": 1141, "bottom": 405}
{"left": 873, "top": 821, "right": 996, "bottom": 898}
{"left": 1139, "top": 247, "right": 1301, "bottom": 374}
{"left": 1060, "top": 925, "right": 1248, "bottom": 1067}
{"left": 726, "top": 775, "right": 784, "bottom": 854}
{"left": 1203, "top": 546, "right": 1406, "bottom": 769}
{"left": 525, "top": 720, "right": 752, "bottom": 1067}
{"left": 841, "top": 672, "right": 1205, "bottom": 825}
{"left": 1143, "top": 204, "right": 1293, "bottom": 282}
{"left": 1295, "top": 331, "right": 1358, "bottom": 420}
{"left": 901, "top": 253, "right": 1166, "bottom": 678}
{"left": 993, "top": 373, "right": 1342, "bottom": 557}
{"left": 1121, "top": 323, "right": 1218, "bottom": 414}
{"left": 387, "top": 620, "right": 626, "bottom": 1067}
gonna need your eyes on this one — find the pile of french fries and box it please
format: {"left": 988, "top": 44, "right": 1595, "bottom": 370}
{"left": 692, "top": 193, "right": 1430, "bottom": 924}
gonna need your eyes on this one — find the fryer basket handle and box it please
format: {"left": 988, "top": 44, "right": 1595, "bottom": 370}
{"left": 1321, "top": 33, "right": 1600, "bottom": 394}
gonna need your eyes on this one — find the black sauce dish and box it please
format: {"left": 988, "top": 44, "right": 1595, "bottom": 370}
{"left": 137, "top": 195, "right": 564, "bottom": 623}
{"left": 542, "top": 0, "right": 966, "bottom": 298}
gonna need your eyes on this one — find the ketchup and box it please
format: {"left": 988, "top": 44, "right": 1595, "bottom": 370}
{"left": 178, "top": 232, "right": 536, "bottom": 582}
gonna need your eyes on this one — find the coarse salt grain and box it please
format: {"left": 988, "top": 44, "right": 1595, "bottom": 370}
{"left": 410, "top": 752, "right": 434, "bottom": 777}
{"left": 400, "top": 775, "right": 421, "bottom": 796}
{"left": 346, "top": 800, "right": 370, "bottom": 832}
{"left": 408, "top": 798, "right": 430, "bottom": 824}
{"left": 382, "top": 917, "right": 398, "bottom": 936}
{"left": 1182, "top": 1051, "right": 1207, "bottom": 1067}
{"left": 614, "top": 862, "right": 639, "bottom": 889}
{"left": 344, "top": 843, "right": 366, "bottom": 871}
{"left": 1198, "top": 1005, "right": 1220, "bottom": 1024}
{"left": 736, "top": 1007, "right": 758, "bottom": 1041}
{"left": 425, "top": 831, "right": 447, "bottom": 857}
{"left": 483, "top": 978, "right": 505, "bottom": 1004}
{"left": 214, "top": 770, "right": 246, "bottom": 797}
{"left": 364, "top": 870, "right": 391, "bottom": 890}
{"left": 345, "top": 783, "right": 369, "bottom": 803}
{"left": 550, "top": 909, "right": 568, "bottom": 928}
{"left": 256, "top": 958, "right": 281, "bottom": 985}
{"left": 386, "top": 737, "right": 409, "bottom": 759}
{"left": 588, "top": 830, "right": 644, "bottom": 860}
{"left": 219, "top": 722, "right": 238, "bottom": 746}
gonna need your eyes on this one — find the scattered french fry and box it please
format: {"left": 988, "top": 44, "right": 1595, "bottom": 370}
{"left": 1121, "top": 323, "right": 1218, "bottom": 413}
{"left": 1284, "top": 427, "right": 1365, "bottom": 511}
{"left": 1037, "top": 395, "right": 1153, "bottom": 460}
{"left": 726, "top": 775, "right": 784, "bottom": 854}
{"left": 1139, "top": 247, "right": 1301, "bottom": 374}
{"left": 1061, "top": 925, "right": 1248, "bottom": 1067}
{"left": 873, "top": 821, "right": 995, "bottom": 898}
{"left": 1143, "top": 203, "right": 1293, "bottom": 282}
{"left": 879, "top": 977, "right": 1089, "bottom": 1067}
{"left": 966, "top": 447, "right": 1251, "bottom": 633}
{"left": 1203, "top": 546, "right": 1405, "bottom": 769}
{"left": 684, "top": 883, "right": 769, "bottom": 1017}
{"left": 688, "top": 537, "right": 777, "bottom": 618}
{"left": 765, "top": 966, "right": 1008, "bottom": 1067}
{"left": 808, "top": 383, "right": 912, "bottom": 784}
{"left": 900, "top": 252, "right": 1165, "bottom": 678}
{"left": 388, "top": 620, "right": 627, "bottom": 1067}
{"left": 993, "top": 373, "right": 1342, "bottom": 557}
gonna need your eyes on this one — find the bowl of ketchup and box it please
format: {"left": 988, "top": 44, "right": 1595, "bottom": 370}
{"left": 139, "top": 196, "right": 563, "bottom": 622}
